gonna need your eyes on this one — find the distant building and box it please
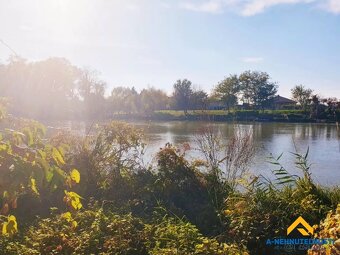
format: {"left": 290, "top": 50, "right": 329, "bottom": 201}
{"left": 272, "top": 95, "right": 296, "bottom": 109}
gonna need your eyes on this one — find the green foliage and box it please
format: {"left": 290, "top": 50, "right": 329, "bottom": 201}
{"left": 291, "top": 84, "right": 313, "bottom": 112}
{"left": 214, "top": 74, "right": 240, "bottom": 110}
{"left": 190, "top": 90, "right": 208, "bottom": 110}
{"left": 0, "top": 208, "right": 246, "bottom": 255}
{"left": 154, "top": 109, "right": 308, "bottom": 122}
{"left": 0, "top": 117, "right": 82, "bottom": 235}
{"left": 224, "top": 150, "right": 340, "bottom": 253}
{"left": 91, "top": 121, "right": 145, "bottom": 184}
{"left": 154, "top": 144, "right": 222, "bottom": 235}
{"left": 173, "top": 79, "right": 193, "bottom": 114}
{"left": 195, "top": 238, "right": 247, "bottom": 255}
{"left": 146, "top": 217, "right": 202, "bottom": 254}
{"left": 239, "top": 71, "right": 278, "bottom": 108}
{"left": 146, "top": 216, "right": 247, "bottom": 255}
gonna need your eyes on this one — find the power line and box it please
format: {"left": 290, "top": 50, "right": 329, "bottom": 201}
{"left": 0, "top": 38, "right": 18, "bottom": 56}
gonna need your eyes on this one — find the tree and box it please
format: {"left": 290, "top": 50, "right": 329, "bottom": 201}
{"left": 109, "top": 86, "right": 140, "bottom": 114}
{"left": 78, "top": 68, "right": 106, "bottom": 119}
{"left": 172, "top": 79, "right": 193, "bottom": 114}
{"left": 214, "top": 74, "right": 240, "bottom": 111}
{"left": 322, "top": 97, "right": 340, "bottom": 120}
{"left": 311, "top": 94, "right": 320, "bottom": 119}
{"left": 0, "top": 57, "right": 79, "bottom": 119}
{"left": 140, "top": 87, "right": 169, "bottom": 113}
{"left": 190, "top": 89, "right": 208, "bottom": 110}
{"left": 239, "top": 71, "right": 278, "bottom": 109}
{"left": 291, "top": 85, "right": 313, "bottom": 112}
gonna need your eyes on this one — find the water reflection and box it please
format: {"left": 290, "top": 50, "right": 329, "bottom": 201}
{"left": 134, "top": 121, "right": 340, "bottom": 186}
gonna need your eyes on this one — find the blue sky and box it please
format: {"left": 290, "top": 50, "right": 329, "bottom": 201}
{"left": 0, "top": 0, "right": 340, "bottom": 97}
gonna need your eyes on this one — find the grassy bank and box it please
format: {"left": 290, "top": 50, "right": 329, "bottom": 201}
{"left": 109, "top": 109, "right": 340, "bottom": 123}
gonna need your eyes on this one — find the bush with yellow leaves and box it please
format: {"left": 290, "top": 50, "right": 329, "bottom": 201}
{"left": 308, "top": 204, "right": 340, "bottom": 255}
{"left": 0, "top": 208, "right": 248, "bottom": 255}
{"left": 0, "top": 113, "right": 82, "bottom": 237}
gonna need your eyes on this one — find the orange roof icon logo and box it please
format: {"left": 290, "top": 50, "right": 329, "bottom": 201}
{"left": 287, "top": 216, "right": 314, "bottom": 236}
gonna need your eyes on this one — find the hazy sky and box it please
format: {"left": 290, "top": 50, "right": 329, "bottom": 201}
{"left": 0, "top": 0, "right": 340, "bottom": 97}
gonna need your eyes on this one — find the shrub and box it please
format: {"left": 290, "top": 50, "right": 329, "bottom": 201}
{"left": 0, "top": 117, "right": 82, "bottom": 230}
{"left": 0, "top": 208, "right": 247, "bottom": 255}
{"left": 224, "top": 151, "right": 340, "bottom": 254}
{"left": 308, "top": 204, "right": 340, "bottom": 255}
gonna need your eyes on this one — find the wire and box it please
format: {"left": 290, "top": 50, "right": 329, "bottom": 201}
{"left": 0, "top": 38, "right": 18, "bottom": 57}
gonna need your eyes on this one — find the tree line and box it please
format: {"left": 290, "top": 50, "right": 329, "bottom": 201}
{"left": 0, "top": 56, "right": 339, "bottom": 120}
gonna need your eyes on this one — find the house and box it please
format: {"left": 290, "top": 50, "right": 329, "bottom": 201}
{"left": 272, "top": 95, "right": 296, "bottom": 109}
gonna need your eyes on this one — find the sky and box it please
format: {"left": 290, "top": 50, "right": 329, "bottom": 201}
{"left": 0, "top": 0, "right": 340, "bottom": 97}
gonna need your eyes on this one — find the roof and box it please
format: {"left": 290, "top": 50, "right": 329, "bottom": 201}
{"left": 273, "top": 95, "right": 296, "bottom": 104}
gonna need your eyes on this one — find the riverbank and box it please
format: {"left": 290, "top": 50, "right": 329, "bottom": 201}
{"left": 0, "top": 118, "right": 339, "bottom": 255}
{"left": 109, "top": 110, "right": 339, "bottom": 123}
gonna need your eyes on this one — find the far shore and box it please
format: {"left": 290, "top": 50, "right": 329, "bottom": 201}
{"left": 107, "top": 110, "right": 339, "bottom": 124}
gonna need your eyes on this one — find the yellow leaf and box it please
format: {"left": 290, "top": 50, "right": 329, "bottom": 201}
{"left": 30, "top": 178, "right": 39, "bottom": 195}
{"left": 2, "top": 222, "right": 8, "bottom": 235}
{"left": 52, "top": 147, "right": 65, "bottom": 166}
{"left": 64, "top": 191, "right": 83, "bottom": 210}
{"left": 3, "top": 191, "right": 9, "bottom": 199}
{"left": 71, "top": 199, "right": 82, "bottom": 210}
{"left": 61, "top": 212, "right": 72, "bottom": 222}
{"left": 70, "top": 169, "right": 80, "bottom": 184}
{"left": 2, "top": 215, "right": 18, "bottom": 236}
{"left": 71, "top": 220, "right": 78, "bottom": 229}
{"left": 224, "top": 209, "right": 232, "bottom": 215}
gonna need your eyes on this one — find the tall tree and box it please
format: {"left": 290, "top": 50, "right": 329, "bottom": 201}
{"left": 78, "top": 68, "right": 106, "bottom": 119}
{"left": 109, "top": 86, "right": 139, "bottom": 114}
{"left": 291, "top": 85, "right": 313, "bottom": 112}
{"left": 311, "top": 94, "right": 320, "bottom": 118}
{"left": 0, "top": 57, "right": 79, "bottom": 119}
{"left": 190, "top": 89, "right": 208, "bottom": 110}
{"left": 239, "top": 71, "right": 278, "bottom": 109}
{"left": 172, "top": 79, "right": 193, "bottom": 114}
{"left": 140, "top": 87, "right": 169, "bottom": 113}
{"left": 214, "top": 74, "right": 240, "bottom": 111}
{"left": 323, "top": 97, "right": 340, "bottom": 120}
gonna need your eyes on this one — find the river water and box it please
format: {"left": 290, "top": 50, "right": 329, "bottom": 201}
{"left": 48, "top": 121, "right": 340, "bottom": 186}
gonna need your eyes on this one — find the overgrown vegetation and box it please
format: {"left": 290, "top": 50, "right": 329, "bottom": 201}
{"left": 0, "top": 102, "right": 339, "bottom": 254}
{"left": 308, "top": 204, "right": 340, "bottom": 255}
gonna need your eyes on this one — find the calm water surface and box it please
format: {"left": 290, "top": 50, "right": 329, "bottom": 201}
{"left": 49, "top": 121, "right": 340, "bottom": 186}
{"left": 136, "top": 121, "right": 340, "bottom": 186}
